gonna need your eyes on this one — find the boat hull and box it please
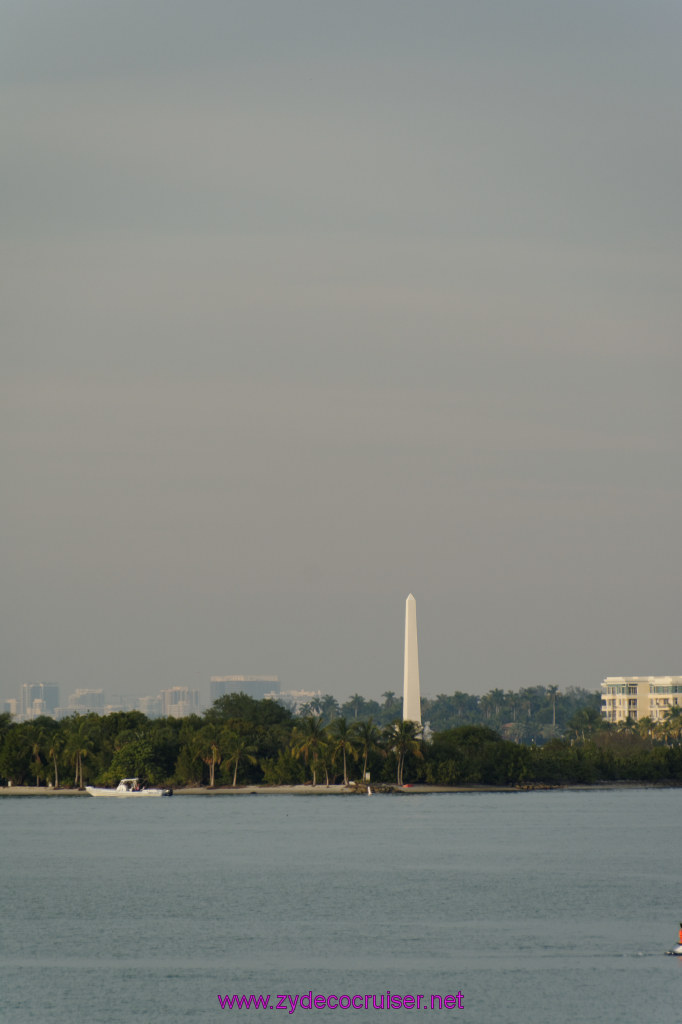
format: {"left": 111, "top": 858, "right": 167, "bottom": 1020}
{"left": 85, "top": 787, "right": 171, "bottom": 797}
{"left": 85, "top": 778, "right": 172, "bottom": 797}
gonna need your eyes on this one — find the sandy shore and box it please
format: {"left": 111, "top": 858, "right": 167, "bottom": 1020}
{"left": 174, "top": 784, "right": 526, "bottom": 795}
{"left": 172, "top": 784, "right": 523, "bottom": 795}
{"left": 0, "top": 783, "right": 524, "bottom": 797}
{"left": 2, "top": 781, "right": 672, "bottom": 797}
{"left": 0, "top": 786, "right": 89, "bottom": 796}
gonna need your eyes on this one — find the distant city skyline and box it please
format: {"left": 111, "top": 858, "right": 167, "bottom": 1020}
{"left": 3, "top": 681, "right": 202, "bottom": 722}
{"left": 4, "top": 668, "right": 607, "bottom": 723}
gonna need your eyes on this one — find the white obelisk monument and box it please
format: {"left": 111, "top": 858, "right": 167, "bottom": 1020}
{"left": 403, "top": 593, "right": 422, "bottom": 725}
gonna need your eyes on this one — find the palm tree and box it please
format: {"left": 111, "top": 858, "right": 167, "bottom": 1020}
{"left": 519, "top": 687, "right": 539, "bottom": 721}
{"left": 546, "top": 686, "right": 560, "bottom": 729}
{"left": 346, "top": 694, "right": 366, "bottom": 720}
{"left": 383, "top": 720, "right": 423, "bottom": 786}
{"left": 175, "top": 727, "right": 205, "bottom": 787}
{"left": 28, "top": 724, "right": 47, "bottom": 786}
{"left": 48, "top": 733, "right": 63, "bottom": 789}
{"left": 198, "top": 723, "right": 225, "bottom": 787}
{"left": 567, "top": 706, "right": 603, "bottom": 743}
{"left": 659, "top": 706, "right": 682, "bottom": 745}
{"left": 309, "top": 696, "right": 323, "bottom": 716}
{"left": 329, "top": 718, "right": 358, "bottom": 785}
{"left": 320, "top": 694, "right": 340, "bottom": 724}
{"left": 223, "top": 731, "right": 258, "bottom": 787}
{"left": 379, "top": 691, "right": 402, "bottom": 725}
{"left": 479, "top": 694, "right": 494, "bottom": 721}
{"left": 64, "top": 716, "right": 94, "bottom": 789}
{"left": 317, "top": 737, "right": 335, "bottom": 787}
{"left": 636, "top": 716, "right": 655, "bottom": 742}
{"left": 506, "top": 691, "right": 519, "bottom": 723}
{"left": 488, "top": 689, "right": 506, "bottom": 720}
{"left": 616, "top": 716, "right": 637, "bottom": 737}
{"left": 291, "top": 716, "right": 327, "bottom": 786}
{"left": 354, "top": 718, "right": 383, "bottom": 781}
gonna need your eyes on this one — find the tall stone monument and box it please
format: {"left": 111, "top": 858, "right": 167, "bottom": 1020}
{"left": 403, "top": 593, "right": 422, "bottom": 725}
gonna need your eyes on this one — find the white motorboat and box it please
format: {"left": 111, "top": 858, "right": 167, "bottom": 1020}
{"left": 85, "top": 778, "right": 172, "bottom": 797}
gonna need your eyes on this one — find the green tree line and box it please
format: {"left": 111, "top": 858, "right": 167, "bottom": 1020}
{"left": 302, "top": 684, "right": 600, "bottom": 742}
{"left": 3, "top": 689, "right": 682, "bottom": 789}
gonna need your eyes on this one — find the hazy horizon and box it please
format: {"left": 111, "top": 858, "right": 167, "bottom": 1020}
{"left": 4, "top": 2, "right": 681, "bottom": 705}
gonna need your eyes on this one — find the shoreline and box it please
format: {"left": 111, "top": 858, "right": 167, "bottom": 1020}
{"left": 1, "top": 781, "right": 681, "bottom": 797}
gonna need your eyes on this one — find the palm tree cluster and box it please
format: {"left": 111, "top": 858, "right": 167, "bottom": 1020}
{"left": 0, "top": 685, "right": 601, "bottom": 791}
{"left": 297, "top": 690, "right": 403, "bottom": 727}
{"left": 0, "top": 698, "right": 426, "bottom": 790}
{"left": 424, "top": 685, "right": 600, "bottom": 741}
{"left": 296, "top": 686, "right": 600, "bottom": 742}
{"left": 289, "top": 714, "right": 424, "bottom": 787}
{"left": 571, "top": 705, "right": 682, "bottom": 746}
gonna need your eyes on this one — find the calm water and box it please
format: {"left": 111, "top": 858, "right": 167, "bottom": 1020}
{"left": 2, "top": 789, "right": 681, "bottom": 1023}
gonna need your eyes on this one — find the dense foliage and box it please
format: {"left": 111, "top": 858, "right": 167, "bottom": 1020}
{"left": 2, "top": 689, "right": 682, "bottom": 789}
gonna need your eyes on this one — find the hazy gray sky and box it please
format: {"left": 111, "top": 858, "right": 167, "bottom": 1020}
{"left": 3, "top": 1, "right": 682, "bottom": 705}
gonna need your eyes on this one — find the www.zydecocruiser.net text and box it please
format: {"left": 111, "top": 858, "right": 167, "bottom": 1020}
{"left": 218, "top": 991, "right": 464, "bottom": 1012}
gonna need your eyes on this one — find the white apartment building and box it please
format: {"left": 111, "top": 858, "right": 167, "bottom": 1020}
{"left": 601, "top": 676, "right": 682, "bottom": 724}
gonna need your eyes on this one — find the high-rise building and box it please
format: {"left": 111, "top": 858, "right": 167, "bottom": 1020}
{"left": 3, "top": 698, "right": 19, "bottom": 718}
{"left": 39, "top": 683, "right": 60, "bottom": 714}
{"left": 403, "top": 594, "right": 422, "bottom": 726}
{"left": 159, "top": 687, "right": 200, "bottom": 718}
{"left": 20, "top": 683, "right": 60, "bottom": 717}
{"left": 68, "top": 689, "right": 105, "bottom": 712}
{"left": 602, "top": 676, "right": 682, "bottom": 723}
{"left": 210, "top": 676, "right": 280, "bottom": 703}
{"left": 20, "top": 684, "right": 39, "bottom": 717}
{"left": 137, "top": 696, "right": 162, "bottom": 717}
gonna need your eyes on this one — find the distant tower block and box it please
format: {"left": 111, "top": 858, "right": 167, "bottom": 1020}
{"left": 403, "top": 594, "right": 422, "bottom": 725}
